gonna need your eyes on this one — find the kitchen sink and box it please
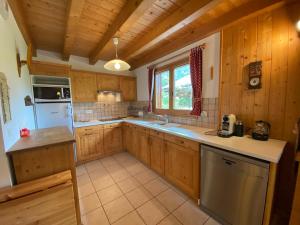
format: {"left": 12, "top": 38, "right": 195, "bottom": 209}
{"left": 149, "top": 122, "right": 181, "bottom": 128}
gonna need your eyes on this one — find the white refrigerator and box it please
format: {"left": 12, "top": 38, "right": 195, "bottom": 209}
{"left": 35, "top": 102, "right": 73, "bottom": 132}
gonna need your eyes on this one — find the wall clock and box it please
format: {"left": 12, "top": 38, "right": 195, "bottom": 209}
{"left": 248, "top": 61, "right": 262, "bottom": 89}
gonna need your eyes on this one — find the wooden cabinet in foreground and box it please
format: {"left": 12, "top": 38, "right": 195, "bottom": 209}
{"left": 138, "top": 127, "right": 150, "bottom": 165}
{"left": 75, "top": 125, "right": 104, "bottom": 163}
{"left": 70, "top": 70, "right": 97, "bottom": 102}
{"left": 104, "top": 123, "right": 123, "bottom": 154}
{"left": 120, "top": 76, "right": 136, "bottom": 101}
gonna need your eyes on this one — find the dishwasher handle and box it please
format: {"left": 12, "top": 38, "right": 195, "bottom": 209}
{"left": 222, "top": 157, "right": 236, "bottom": 165}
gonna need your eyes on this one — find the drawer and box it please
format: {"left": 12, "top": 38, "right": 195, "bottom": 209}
{"left": 76, "top": 125, "right": 102, "bottom": 135}
{"left": 164, "top": 133, "right": 199, "bottom": 151}
{"left": 104, "top": 123, "right": 122, "bottom": 129}
{"left": 136, "top": 126, "right": 149, "bottom": 134}
{"left": 150, "top": 129, "right": 165, "bottom": 139}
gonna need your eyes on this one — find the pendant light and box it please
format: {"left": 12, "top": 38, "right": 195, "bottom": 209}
{"left": 104, "top": 37, "right": 130, "bottom": 71}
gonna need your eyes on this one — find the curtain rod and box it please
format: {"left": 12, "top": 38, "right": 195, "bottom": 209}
{"left": 147, "top": 43, "right": 206, "bottom": 69}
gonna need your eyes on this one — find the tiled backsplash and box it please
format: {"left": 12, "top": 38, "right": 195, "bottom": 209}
{"left": 73, "top": 98, "right": 219, "bottom": 129}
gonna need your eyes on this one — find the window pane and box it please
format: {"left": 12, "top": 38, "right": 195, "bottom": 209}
{"left": 174, "top": 64, "right": 192, "bottom": 110}
{"left": 155, "top": 71, "right": 169, "bottom": 109}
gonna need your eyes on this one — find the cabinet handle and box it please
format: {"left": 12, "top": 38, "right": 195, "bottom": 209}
{"left": 85, "top": 133, "right": 93, "bottom": 136}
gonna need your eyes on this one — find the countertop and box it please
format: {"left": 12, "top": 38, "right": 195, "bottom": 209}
{"left": 74, "top": 118, "right": 287, "bottom": 163}
{"left": 7, "top": 127, "right": 75, "bottom": 153}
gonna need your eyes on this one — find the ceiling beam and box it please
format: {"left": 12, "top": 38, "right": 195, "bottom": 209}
{"left": 129, "top": 0, "right": 285, "bottom": 69}
{"left": 7, "top": 0, "right": 36, "bottom": 55}
{"left": 62, "top": 0, "right": 85, "bottom": 61}
{"left": 89, "top": 0, "right": 155, "bottom": 65}
{"left": 121, "top": 0, "right": 221, "bottom": 60}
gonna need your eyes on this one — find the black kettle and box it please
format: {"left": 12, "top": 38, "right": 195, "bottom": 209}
{"left": 252, "top": 121, "right": 271, "bottom": 141}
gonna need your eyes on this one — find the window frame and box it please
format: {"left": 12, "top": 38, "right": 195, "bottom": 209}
{"left": 153, "top": 58, "right": 192, "bottom": 116}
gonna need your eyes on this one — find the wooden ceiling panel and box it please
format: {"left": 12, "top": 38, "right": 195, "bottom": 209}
{"left": 16, "top": 0, "right": 285, "bottom": 67}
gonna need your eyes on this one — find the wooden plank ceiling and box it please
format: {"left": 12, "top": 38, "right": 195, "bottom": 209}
{"left": 14, "top": 0, "right": 289, "bottom": 69}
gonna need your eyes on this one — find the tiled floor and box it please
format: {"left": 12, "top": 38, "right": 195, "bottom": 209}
{"left": 76, "top": 152, "right": 220, "bottom": 225}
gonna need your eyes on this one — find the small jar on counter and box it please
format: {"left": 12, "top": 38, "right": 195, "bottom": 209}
{"left": 234, "top": 121, "right": 244, "bottom": 137}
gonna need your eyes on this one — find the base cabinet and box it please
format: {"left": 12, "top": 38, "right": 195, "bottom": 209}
{"left": 164, "top": 141, "right": 200, "bottom": 199}
{"left": 75, "top": 126, "right": 104, "bottom": 163}
{"left": 104, "top": 125, "right": 123, "bottom": 154}
{"left": 149, "top": 135, "right": 165, "bottom": 175}
{"left": 139, "top": 131, "right": 150, "bottom": 165}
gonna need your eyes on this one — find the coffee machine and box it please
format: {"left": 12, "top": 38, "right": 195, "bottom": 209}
{"left": 218, "top": 114, "right": 236, "bottom": 137}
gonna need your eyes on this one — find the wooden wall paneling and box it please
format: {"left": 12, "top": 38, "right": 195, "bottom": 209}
{"left": 268, "top": 7, "right": 289, "bottom": 139}
{"left": 254, "top": 12, "right": 272, "bottom": 122}
{"left": 239, "top": 17, "right": 257, "bottom": 127}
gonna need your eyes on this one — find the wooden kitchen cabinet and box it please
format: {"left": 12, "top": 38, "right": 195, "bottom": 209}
{"left": 70, "top": 70, "right": 97, "bottom": 102}
{"left": 120, "top": 77, "right": 136, "bottom": 101}
{"left": 97, "top": 73, "right": 120, "bottom": 91}
{"left": 75, "top": 126, "right": 104, "bottom": 163}
{"left": 138, "top": 128, "right": 150, "bottom": 165}
{"left": 104, "top": 124, "right": 123, "bottom": 154}
{"left": 164, "top": 141, "right": 200, "bottom": 200}
{"left": 149, "top": 135, "right": 165, "bottom": 175}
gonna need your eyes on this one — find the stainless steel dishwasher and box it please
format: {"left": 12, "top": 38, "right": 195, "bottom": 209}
{"left": 200, "top": 144, "right": 269, "bottom": 225}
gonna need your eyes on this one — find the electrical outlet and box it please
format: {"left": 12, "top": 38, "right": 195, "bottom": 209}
{"left": 201, "top": 111, "right": 208, "bottom": 117}
{"left": 85, "top": 110, "right": 93, "bottom": 114}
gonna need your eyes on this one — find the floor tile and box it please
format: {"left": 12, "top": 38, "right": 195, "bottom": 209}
{"left": 112, "top": 211, "right": 145, "bottom": 225}
{"left": 144, "top": 178, "right": 169, "bottom": 196}
{"left": 110, "top": 169, "right": 130, "bottom": 182}
{"left": 77, "top": 173, "right": 91, "bottom": 186}
{"left": 126, "top": 163, "right": 148, "bottom": 175}
{"left": 76, "top": 165, "right": 87, "bottom": 177}
{"left": 157, "top": 214, "right": 182, "bottom": 225}
{"left": 78, "top": 182, "right": 95, "bottom": 199}
{"left": 103, "top": 196, "right": 134, "bottom": 223}
{"left": 204, "top": 218, "right": 221, "bottom": 225}
{"left": 156, "top": 189, "right": 186, "bottom": 212}
{"left": 85, "top": 160, "right": 104, "bottom": 173}
{"left": 117, "top": 177, "right": 140, "bottom": 193}
{"left": 137, "top": 198, "right": 169, "bottom": 225}
{"left": 101, "top": 156, "right": 118, "bottom": 168}
{"left": 92, "top": 175, "right": 115, "bottom": 191}
{"left": 97, "top": 184, "right": 123, "bottom": 205}
{"left": 82, "top": 207, "right": 109, "bottom": 225}
{"left": 135, "top": 170, "right": 158, "bottom": 184}
{"left": 125, "top": 186, "right": 153, "bottom": 208}
{"left": 88, "top": 168, "right": 109, "bottom": 180}
{"left": 173, "top": 201, "right": 209, "bottom": 225}
{"left": 79, "top": 193, "right": 101, "bottom": 215}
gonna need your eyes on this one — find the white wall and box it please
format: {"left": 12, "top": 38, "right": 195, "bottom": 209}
{"left": 34, "top": 50, "right": 135, "bottom": 76}
{"left": 0, "top": 6, "right": 36, "bottom": 187}
{"left": 134, "top": 32, "right": 220, "bottom": 101}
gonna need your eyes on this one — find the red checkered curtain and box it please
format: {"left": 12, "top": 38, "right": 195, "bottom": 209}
{"left": 190, "top": 46, "right": 203, "bottom": 116}
{"left": 148, "top": 67, "right": 155, "bottom": 112}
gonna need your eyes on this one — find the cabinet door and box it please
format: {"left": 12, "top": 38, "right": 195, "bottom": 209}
{"left": 76, "top": 128, "right": 104, "bottom": 163}
{"left": 150, "top": 136, "right": 164, "bottom": 175}
{"left": 120, "top": 77, "right": 136, "bottom": 101}
{"left": 165, "top": 142, "right": 200, "bottom": 199}
{"left": 104, "top": 127, "right": 123, "bottom": 154}
{"left": 139, "top": 132, "right": 150, "bottom": 165}
{"left": 71, "top": 71, "right": 97, "bottom": 102}
{"left": 97, "top": 74, "right": 120, "bottom": 91}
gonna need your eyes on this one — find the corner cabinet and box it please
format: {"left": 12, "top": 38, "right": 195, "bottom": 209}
{"left": 120, "top": 77, "right": 137, "bottom": 101}
{"left": 70, "top": 70, "right": 97, "bottom": 103}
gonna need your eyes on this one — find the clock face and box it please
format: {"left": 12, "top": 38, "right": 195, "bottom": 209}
{"left": 250, "top": 77, "right": 260, "bottom": 86}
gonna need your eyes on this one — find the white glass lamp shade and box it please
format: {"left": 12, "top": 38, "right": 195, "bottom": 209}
{"left": 104, "top": 59, "right": 130, "bottom": 71}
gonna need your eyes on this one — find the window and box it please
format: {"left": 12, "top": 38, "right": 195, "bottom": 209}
{"left": 154, "top": 59, "right": 192, "bottom": 115}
